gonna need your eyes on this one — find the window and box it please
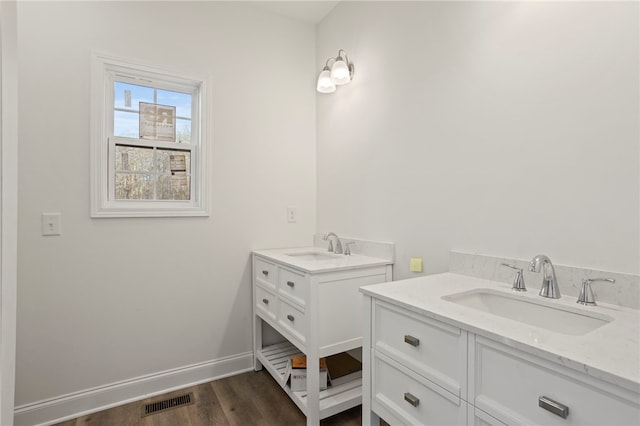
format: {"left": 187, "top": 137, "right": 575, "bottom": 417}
{"left": 91, "top": 54, "right": 209, "bottom": 217}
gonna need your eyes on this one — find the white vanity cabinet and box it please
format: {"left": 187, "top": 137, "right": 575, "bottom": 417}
{"left": 252, "top": 249, "right": 393, "bottom": 426}
{"left": 362, "top": 274, "right": 640, "bottom": 426}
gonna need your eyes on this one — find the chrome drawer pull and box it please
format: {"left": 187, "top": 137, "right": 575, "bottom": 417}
{"left": 539, "top": 396, "right": 569, "bottom": 419}
{"left": 404, "top": 335, "right": 420, "bottom": 347}
{"left": 286, "top": 281, "right": 295, "bottom": 288}
{"left": 262, "top": 298, "right": 269, "bottom": 304}
{"left": 287, "top": 314, "right": 295, "bottom": 322}
{"left": 404, "top": 392, "right": 419, "bottom": 407}
{"left": 262, "top": 270, "right": 269, "bottom": 276}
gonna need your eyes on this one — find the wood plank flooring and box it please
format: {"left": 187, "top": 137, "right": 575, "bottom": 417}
{"left": 53, "top": 370, "right": 363, "bottom": 426}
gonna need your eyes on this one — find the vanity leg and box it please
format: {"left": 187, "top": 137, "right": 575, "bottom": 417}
{"left": 364, "top": 410, "right": 380, "bottom": 426}
{"left": 306, "top": 354, "right": 320, "bottom": 426}
{"left": 362, "top": 294, "right": 376, "bottom": 425}
{"left": 306, "top": 269, "right": 321, "bottom": 425}
{"left": 253, "top": 316, "right": 263, "bottom": 371}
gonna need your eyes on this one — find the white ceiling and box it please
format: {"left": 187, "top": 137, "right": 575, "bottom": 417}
{"left": 247, "top": 1, "right": 339, "bottom": 24}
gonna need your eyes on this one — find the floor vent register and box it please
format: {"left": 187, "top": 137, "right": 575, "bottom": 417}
{"left": 142, "top": 392, "right": 194, "bottom": 417}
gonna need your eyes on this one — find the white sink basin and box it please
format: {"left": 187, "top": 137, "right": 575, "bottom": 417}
{"left": 284, "top": 251, "right": 342, "bottom": 261}
{"left": 442, "top": 289, "right": 613, "bottom": 335}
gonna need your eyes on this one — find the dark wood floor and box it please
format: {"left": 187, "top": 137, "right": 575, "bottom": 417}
{"left": 53, "top": 370, "right": 363, "bottom": 426}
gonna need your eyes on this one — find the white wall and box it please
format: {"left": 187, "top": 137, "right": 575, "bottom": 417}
{"left": 16, "top": 0, "right": 316, "bottom": 410}
{"left": 1, "top": 1, "right": 18, "bottom": 424}
{"left": 316, "top": 1, "right": 639, "bottom": 279}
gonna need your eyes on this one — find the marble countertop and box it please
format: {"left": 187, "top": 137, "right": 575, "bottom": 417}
{"left": 253, "top": 246, "right": 393, "bottom": 273}
{"left": 360, "top": 273, "right": 640, "bottom": 393}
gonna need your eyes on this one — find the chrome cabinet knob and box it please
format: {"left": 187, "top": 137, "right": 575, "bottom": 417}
{"left": 404, "top": 335, "right": 420, "bottom": 347}
{"left": 539, "top": 396, "right": 569, "bottom": 419}
{"left": 404, "top": 392, "right": 420, "bottom": 407}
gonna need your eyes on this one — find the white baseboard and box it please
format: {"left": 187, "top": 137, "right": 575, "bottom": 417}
{"left": 14, "top": 352, "right": 254, "bottom": 426}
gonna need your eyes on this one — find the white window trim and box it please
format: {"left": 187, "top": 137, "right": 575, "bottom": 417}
{"left": 90, "top": 53, "right": 210, "bottom": 218}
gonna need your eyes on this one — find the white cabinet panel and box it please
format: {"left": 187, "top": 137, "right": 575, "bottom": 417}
{"left": 278, "top": 267, "right": 307, "bottom": 308}
{"left": 255, "top": 285, "right": 277, "bottom": 322}
{"left": 373, "top": 352, "right": 466, "bottom": 426}
{"left": 278, "top": 299, "right": 306, "bottom": 344}
{"left": 255, "top": 257, "right": 277, "bottom": 290}
{"left": 471, "top": 336, "right": 640, "bottom": 426}
{"left": 374, "top": 301, "right": 466, "bottom": 399}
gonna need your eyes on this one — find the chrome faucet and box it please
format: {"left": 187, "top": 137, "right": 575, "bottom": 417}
{"left": 323, "top": 232, "right": 343, "bottom": 254}
{"left": 528, "top": 254, "right": 561, "bottom": 299}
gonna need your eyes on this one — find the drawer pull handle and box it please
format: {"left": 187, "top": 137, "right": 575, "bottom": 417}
{"left": 262, "top": 270, "right": 269, "bottom": 276}
{"left": 539, "top": 396, "right": 569, "bottom": 419}
{"left": 404, "top": 392, "right": 419, "bottom": 407}
{"left": 287, "top": 314, "right": 295, "bottom": 322}
{"left": 404, "top": 335, "right": 420, "bottom": 347}
{"left": 286, "top": 281, "right": 295, "bottom": 287}
{"left": 262, "top": 298, "right": 269, "bottom": 304}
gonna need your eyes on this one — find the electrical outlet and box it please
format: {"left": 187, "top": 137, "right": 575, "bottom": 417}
{"left": 287, "top": 206, "right": 297, "bottom": 223}
{"left": 42, "top": 213, "right": 62, "bottom": 236}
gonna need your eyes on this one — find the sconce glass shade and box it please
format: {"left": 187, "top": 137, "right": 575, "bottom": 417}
{"left": 317, "top": 68, "right": 336, "bottom": 93}
{"left": 330, "top": 59, "right": 351, "bottom": 85}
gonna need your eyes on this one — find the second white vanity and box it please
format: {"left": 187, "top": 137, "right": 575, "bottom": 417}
{"left": 361, "top": 273, "right": 640, "bottom": 426}
{"left": 253, "top": 238, "right": 393, "bottom": 426}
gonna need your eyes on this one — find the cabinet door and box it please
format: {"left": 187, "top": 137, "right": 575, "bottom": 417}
{"left": 471, "top": 336, "right": 640, "bottom": 426}
{"left": 372, "top": 351, "right": 466, "bottom": 425}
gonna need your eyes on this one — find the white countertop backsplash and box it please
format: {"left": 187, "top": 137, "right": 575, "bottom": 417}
{"left": 450, "top": 251, "right": 640, "bottom": 310}
{"left": 360, "top": 272, "right": 640, "bottom": 394}
{"left": 312, "top": 234, "right": 395, "bottom": 262}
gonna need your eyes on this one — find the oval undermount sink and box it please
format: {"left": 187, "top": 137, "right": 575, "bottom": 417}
{"left": 284, "top": 251, "right": 342, "bottom": 261}
{"left": 442, "top": 289, "right": 613, "bottom": 336}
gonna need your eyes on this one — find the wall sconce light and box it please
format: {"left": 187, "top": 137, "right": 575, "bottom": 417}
{"left": 316, "top": 49, "right": 355, "bottom": 94}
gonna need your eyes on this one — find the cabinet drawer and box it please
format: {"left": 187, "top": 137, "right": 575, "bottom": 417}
{"left": 472, "top": 337, "right": 640, "bottom": 426}
{"left": 373, "top": 301, "right": 466, "bottom": 398}
{"left": 254, "top": 257, "right": 276, "bottom": 290}
{"left": 278, "top": 299, "right": 306, "bottom": 344}
{"left": 278, "top": 267, "right": 307, "bottom": 308}
{"left": 255, "top": 285, "right": 277, "bottom": 322}
{"left": 372, "top": 352, "right": 466, "bottom": 425}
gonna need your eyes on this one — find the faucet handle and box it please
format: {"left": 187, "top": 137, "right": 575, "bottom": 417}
{"left": 501, "top": 263, "right": 527, "bottom": 292}
{"left": 344, "top": 241, "right": 355, "bottom": 256}
{"left": 577, "top": 278, "right": 615, "bottom": 306}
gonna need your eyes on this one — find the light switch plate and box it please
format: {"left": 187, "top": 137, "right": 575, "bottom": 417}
{"left": 42, "top": 213, "right": 61, "bottom": 236}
